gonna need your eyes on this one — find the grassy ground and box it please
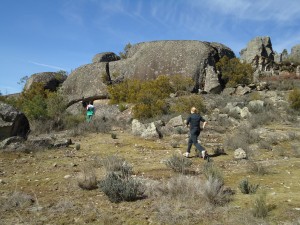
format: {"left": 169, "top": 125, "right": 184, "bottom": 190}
{"left": 1, "top": 124, "right": 300, "bottom": 224}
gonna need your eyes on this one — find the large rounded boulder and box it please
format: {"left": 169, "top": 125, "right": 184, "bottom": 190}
{"left": 62, "top": 40, "right": 235, "bottom": 106}
{"left": 24, "top": 71, "right": 67, "bottom": 91}
{"left": 61, "top": 63, "right": 108, "bottom": 106}
{"left": 0, "top": 102, "right": 30, "bottom": 141}
{"left": 110, "top": 40, "right": 235, "bottom": 93}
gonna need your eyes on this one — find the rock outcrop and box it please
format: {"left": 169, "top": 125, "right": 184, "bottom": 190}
{"left": 0, "top": 102, "right": 30, "bottom": 141}
{"left": 290, "top": 44, "right": 300, "bottom": 60}
{"left": 61, "top": 63, "right": 108, "bottom": 106}
{"left": 110, "top": 41, "right": 235, "bottom": 93}
{"left": 24, "top": 72, "right": 67, "bottom": 91}
{"left": 239, "top": 36, "right": 278, "bottom": 80}
{"left": 92, "top": 52, "right": 121, "bottom": 63}
{"left": 240, "top": 36, "right": 274, "bottom": 64}
{"left": 62, "top": 41, "right": 235, "bottom": 106}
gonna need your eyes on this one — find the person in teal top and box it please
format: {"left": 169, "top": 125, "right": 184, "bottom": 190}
{"left": 86, "top": 102, "right": 95, "bottom": 122}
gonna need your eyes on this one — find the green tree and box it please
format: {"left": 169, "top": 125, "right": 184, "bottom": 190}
{"left": 216, "top": 56, "right": 253, "bottom": 87}
{"left": 119, "top": 43, "right": 132, "bottom": 59}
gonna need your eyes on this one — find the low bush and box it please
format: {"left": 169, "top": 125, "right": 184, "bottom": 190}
{"left": 292, "top": 144, "right": 300, "bottom": 158}
{"left": 69, "top": 117, "right": 112, "bottom": 136}
{"left": 101, "top": 155, "right": 133, "bottom": 178}
{"left": 1, "top": 191, "right": 35, "bottom": 212}
{"left": 146, "top": 175, "right": 207, "bottom": 224}
{"left": 98, "top": 172, "right": 144, "bottom": 203}
{"left": 77, "top": 167, "right": 98, "bottom": 190}
{"left": 203, "top": 161, "right": 224, "bottom": 185}
{"left": 249, "top": 162, "right": 269, "bottom": 175}
{"left": 223, "top": 125, "right": 260, "bottom": 152}
{"left": 108, "top": 75, "right": 200, "bottom": 119}
{"left": 203, "top": 176, "right": 232, "bottom": 206}
{"left": 170, "top": 94, "right": 206, "bottom": 114}
{"left": 239, "top": 178, "right": 259, "bottom": 194}
{"left": 111, "top": 133, "right": 117, "bottom": 139}
{"left": 164, "top": 154, "right": 192, "bottom": 173}
{"left": 252, "top": 192, "right": 269, "bottom": 218}
{"left": 288, "top": 88, "right": 300, "bottom": 111}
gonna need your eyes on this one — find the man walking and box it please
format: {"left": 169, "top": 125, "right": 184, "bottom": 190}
{"left": 183, "top": 106, "right": 207, "bottom": 159}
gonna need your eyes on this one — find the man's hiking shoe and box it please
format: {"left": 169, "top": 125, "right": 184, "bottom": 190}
{"left": 183, "top": 152, "right": 190, "bottom": 158}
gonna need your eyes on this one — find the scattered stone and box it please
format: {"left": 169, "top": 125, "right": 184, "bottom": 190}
{"left": 234, "top": 148, "right": 247, "bottom": 159}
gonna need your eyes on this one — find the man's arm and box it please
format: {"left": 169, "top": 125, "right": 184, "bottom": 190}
{"left": 202, "top": 121, "right": 207, "bottom": 129}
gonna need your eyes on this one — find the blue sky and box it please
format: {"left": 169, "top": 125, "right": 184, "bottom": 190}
{"left": 1, "top": 0, "right": 300, "bottom": 94}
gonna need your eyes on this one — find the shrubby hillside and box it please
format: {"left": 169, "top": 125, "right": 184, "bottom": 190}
{"left": 1, "top": 37, "right": 300, "bottom": 224}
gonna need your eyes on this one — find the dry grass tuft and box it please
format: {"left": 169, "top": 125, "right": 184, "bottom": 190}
{"left": 77, "top": 166, "right": 98, "bottom": 190}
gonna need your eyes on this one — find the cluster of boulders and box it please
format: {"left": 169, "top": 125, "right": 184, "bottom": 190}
{"left": 240, "top": 36, "right": 300, "bottom": 80}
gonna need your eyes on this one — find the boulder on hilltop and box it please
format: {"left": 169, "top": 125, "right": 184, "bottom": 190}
{"left": 24, "top": 71, "right": 67, "bottom": 91}
{"left": 92, "top": 52, "right": 121, "bottom": 63}
{"left": 61, "top": 63, "right": 109, "bottom": 106}
{"left": 62, "top": 40, "right": 235, "bottom": 107}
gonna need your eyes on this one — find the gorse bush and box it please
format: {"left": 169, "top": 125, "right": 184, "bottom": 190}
{"left": 16, "top": 82, "right": 49, "bottom": 120}
{"left": 5, "top": 82, "right": 69, "bottom": 132}
{"left": 108, "top": 75, "right": 199, "bottom": 119}
{"left": 216, "top": 56, "right": 253, "bottom": 87}
{"left": 170, "top": 94, "right": 206, "bottom": 114}
{"left": 288, "top": 88, "right": 300, "bottom": 111}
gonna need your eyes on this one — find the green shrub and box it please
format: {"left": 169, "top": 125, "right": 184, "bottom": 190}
{"left": 111, "top": 133, "right": 117, "bottom": 139}
{"left": 169, "top": 74, "right": 193, "bottom": 92}
{"left": 216, "top": 56, "right": 253, "bottom": 87}
{"left": 108, "top": 79, "right": 142, "bottom": 104}
{"left": 288, "top": 88, "right": 300, "bottom": 111}
{"left": 164, "top": 154, "right": 192, "bottom": 174}
{"left": 119, "top": 42, "right": 132, "bottom": 59}
{"left": 239, "top": 178, "right": 259, "bottom": 194}
{"left": 108, "top": 75, "right": 198, "bottom": 119}
{"left": 118, "top": 103, "right": 128, "bottom": 112}
{"left": 170, "top": 94, "right": 206, "bottom": 114}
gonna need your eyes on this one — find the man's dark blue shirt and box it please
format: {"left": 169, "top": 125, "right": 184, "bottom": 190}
{"left": 186, "top": 113, "right": 206, "bottom": 132}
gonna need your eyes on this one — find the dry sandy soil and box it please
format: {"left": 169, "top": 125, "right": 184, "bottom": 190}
{"left": 1, "top": 122, "right": 300, "bottom": 225}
